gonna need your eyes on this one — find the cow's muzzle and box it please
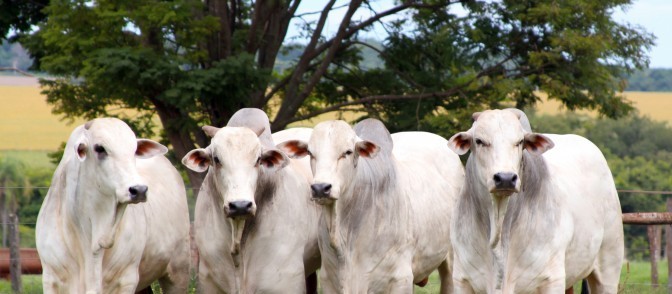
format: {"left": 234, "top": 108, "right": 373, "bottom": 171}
{"left": 490, "top": 172, "right": 519, "bottom": 196}
{"left": 226, "top": 200, "right": 254, "bottom": 218}
{"left": 128, "top": 185, "right": 148, "bottom": 203}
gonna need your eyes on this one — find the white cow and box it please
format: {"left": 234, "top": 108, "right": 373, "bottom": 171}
{"left": 36, "top": 118, "right": 191, "bottom": 294}
{"left": 279, "top": 119, "right": 464, "bottom": 293}
{"left": 446, "top": 109, "right": 624, "bottom": 293}
{"left": 182, "top": 108, "right": 321, "bottom": 293}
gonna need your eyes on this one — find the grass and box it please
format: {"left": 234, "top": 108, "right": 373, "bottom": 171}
{"left": 0, "top": 261, "right": 667, "bottom": 293}
{"left": 0, "top": 150, "right": 53, "bottom": 170}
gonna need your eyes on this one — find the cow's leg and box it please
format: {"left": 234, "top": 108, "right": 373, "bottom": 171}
{"left": 586, "top": 238, "right": 623, "bottom": 293}
{"left": 159, "top": 242, "right": 191, "bottom": 294}
{"left": 438, "top": 259, "right": 453, "bottom": 294}
{"left": 115, "top": 268, "right": 142, "bottom": 294}
{"left": 40, "top": 268, "right": 62, "bottom": 294}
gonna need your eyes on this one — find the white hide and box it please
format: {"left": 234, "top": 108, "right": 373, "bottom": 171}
{"left": 280, "top": 120, "right": 464, "bottom": 294}
{"left": 447, "top": 109, "right": 624, "bottom": 293}
{"left": 36, "top": 118, "right": 190, "bottom": 294}
{"left": 187, "top": 127, "right": 320, "bottom": 293}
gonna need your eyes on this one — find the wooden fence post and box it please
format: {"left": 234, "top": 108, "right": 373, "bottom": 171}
{"left": 648, "top": 225, "right": 661, "bottom": 288}
{"left": 8, "top": 212, "right": 21, "bottom": 293}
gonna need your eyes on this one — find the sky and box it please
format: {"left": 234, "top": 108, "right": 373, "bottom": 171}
{"left": 288, "top": 0, "right": 672, "bottom": 68}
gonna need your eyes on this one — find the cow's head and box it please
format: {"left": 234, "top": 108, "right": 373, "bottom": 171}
{"left": 279, "top": 120, "right": 379, "bottom": 204}
{"left": 447, "top": 109, "right": 554, "bottom": 197}
{"left": 182, "top": 126, "right": 289, "bottom": 219}
{"left": 75, "top": 118, "right": 167, "bottom": 204}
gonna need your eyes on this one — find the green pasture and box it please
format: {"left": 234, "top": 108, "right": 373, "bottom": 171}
{"left": 0, "top": 261, "right": 666, "bottom": 293}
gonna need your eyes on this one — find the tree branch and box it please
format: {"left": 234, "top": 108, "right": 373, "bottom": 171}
{"left": 0, "top": 67, "right": 34, "bottom": 77}
{"left": 283, "top": 90, "right": 462, "bottom": 126}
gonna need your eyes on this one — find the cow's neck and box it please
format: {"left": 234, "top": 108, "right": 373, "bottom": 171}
{"left": 60, "top": 159, "right": 128, "bottom": 293}
{"left": 72, "top": 166, "right": 127, "bottom": 254}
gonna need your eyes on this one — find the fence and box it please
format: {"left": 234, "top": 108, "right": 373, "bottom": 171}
{"left": 0, "top": 187, "right": 670, "bottom": 293}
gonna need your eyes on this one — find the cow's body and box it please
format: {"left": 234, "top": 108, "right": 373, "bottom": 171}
{"left": 185, "top": 109, "right": 320, "bottom": 293}
{"left": 447, "top": 109, "right": 623, "bottom": 293}
{"left": 36, "top": 118, "right": 190, "bottom": 294}
{"left": 280, "top": 119, "right": 464, "bottom": 293}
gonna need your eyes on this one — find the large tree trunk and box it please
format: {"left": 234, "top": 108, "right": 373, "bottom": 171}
{"left": 152, "top": 99, "right": 205, "bottom": 192}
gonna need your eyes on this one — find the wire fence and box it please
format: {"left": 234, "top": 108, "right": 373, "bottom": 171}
{"left": 0, "top": 187, "right": 669, "bottom": 293}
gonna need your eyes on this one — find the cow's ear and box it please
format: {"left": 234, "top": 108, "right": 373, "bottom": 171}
{"left": 472, "top": 112, "right": 482, "bottom": 122}
{"left": 355, "top": 140, "right": 379, "bottom": 158}
{"left": 277, "top": 140, "right": 310, "bottom": 159}
{"left": 524, "top": 133, "right": 554, "bottom": 155}
{"left": 136, "top": 139, "right": 168, "bottom": 159}
{"left": 76, "top": 142, "right": 87, "bottom": 162}
{"left": 202, "top": 125, "right": 221, "bottom": 138}
{"left": 182, "top": 149, "right": 210, "bottom": 172}
{"left": 448, "top": 132, "right": 472, "bottom": 155}
{"left": 259, "top": 149, "right": 289, "bottom": 171}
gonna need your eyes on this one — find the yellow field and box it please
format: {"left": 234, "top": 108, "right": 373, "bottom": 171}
{"left": 535, "top": 91, "right": 672, "bottom": 122}
{"left": 1, "top": 81, "right": 671, "bottom": 151}
{"left": 0, "top": 85, "right": 85, "bottom": 150}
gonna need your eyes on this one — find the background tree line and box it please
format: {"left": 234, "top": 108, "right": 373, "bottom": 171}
{"left": 0, "top": 0, "right": 654, "bottom": 189}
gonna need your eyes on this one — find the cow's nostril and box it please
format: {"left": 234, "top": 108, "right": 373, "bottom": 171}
{"left": 311, "top": 183, "right": 332, "bottom": 198}
{"left": 493, "top": 174, "right": 502, "bottom": 183}
{"left": 227, "top": 200, "right": 254, "bottom": 217}
{"left": 511, "top": 174, "right": 518, "bottom": 183}
{"left": 129, "top": 185, "right": 148, "bottom": 195}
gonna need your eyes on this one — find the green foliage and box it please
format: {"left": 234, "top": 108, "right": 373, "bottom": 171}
{"left": 0, "top": 0, "right": 48, "bottom": 42}
{"left": 627, "top": 69, "right": 672, "bottom": 91}
{"left": 326, "top": 0, "right": 653, "bottom": 132}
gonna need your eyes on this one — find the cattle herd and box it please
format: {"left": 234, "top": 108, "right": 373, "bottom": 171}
{"left": 34, "top": 108, "right": 624, "bottom": 294}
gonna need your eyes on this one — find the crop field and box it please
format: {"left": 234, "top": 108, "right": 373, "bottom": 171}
{"left": 2, "top": 78, "right": 671, "bottom": 153}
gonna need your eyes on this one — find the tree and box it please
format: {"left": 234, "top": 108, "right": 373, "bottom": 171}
{"left": 17, "top": 0, "right": 653, "bottom": 189}
{"left": 0, "top": 157, "right": 31, "bottom": 247}
{"left": 0, "top": 0, "right": 48, "bottom": 43}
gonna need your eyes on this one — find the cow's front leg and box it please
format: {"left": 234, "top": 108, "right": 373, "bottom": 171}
{"left": 110, "top": 267, "right": 141, "bottom": 294}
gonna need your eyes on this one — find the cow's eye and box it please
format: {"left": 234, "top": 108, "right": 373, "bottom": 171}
{"left": 213, "top": 156, "right": 221, "bottom": 165}
{"left": 475, "top": 139, "right": 485, "bottom": 146}
{"left": 94, "top": 145, "right": 106, "bottom": 154}
{"left": 344, "top": 150, "right": 353, "bottom": 156}
{"left": 256, "top": 156, "right": 261, "bottom": 166}
{"left": 516, "top": 140, "right": 524, "bottom": 147}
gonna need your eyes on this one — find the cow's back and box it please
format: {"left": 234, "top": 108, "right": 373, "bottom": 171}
{"left": 135, "top": 155, "right": 191, "bottom": 291}
{"left": 391, "top": 131, "right": 464, "bottom": 281}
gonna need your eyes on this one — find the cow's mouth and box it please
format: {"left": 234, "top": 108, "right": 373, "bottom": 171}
{"left": 490, "top": 188, "right": 518, "bottom": 197}
{"left": 311, "top": 195, "right": 337, "bottom": 205}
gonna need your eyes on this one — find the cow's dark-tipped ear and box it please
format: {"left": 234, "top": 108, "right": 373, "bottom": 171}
{"left": 355, "top": 140, "right": 379, "bottom": 158}
{"left": 182, "top": 149, "right": 211, "bottom": 172}
{"left": 524, "top": 133, "right": 554, "bottom": 155}
{"left": 259, "top": 149, "right": 289, "bottom": 171}
{"left": 277, "top": 140, "right": 310, "bottom": 159}
{"left": 448, "top": 132, "right": 472, "bottom": 155}
{"left": 136, "top": 139, "right": 168, "bottom": 159}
